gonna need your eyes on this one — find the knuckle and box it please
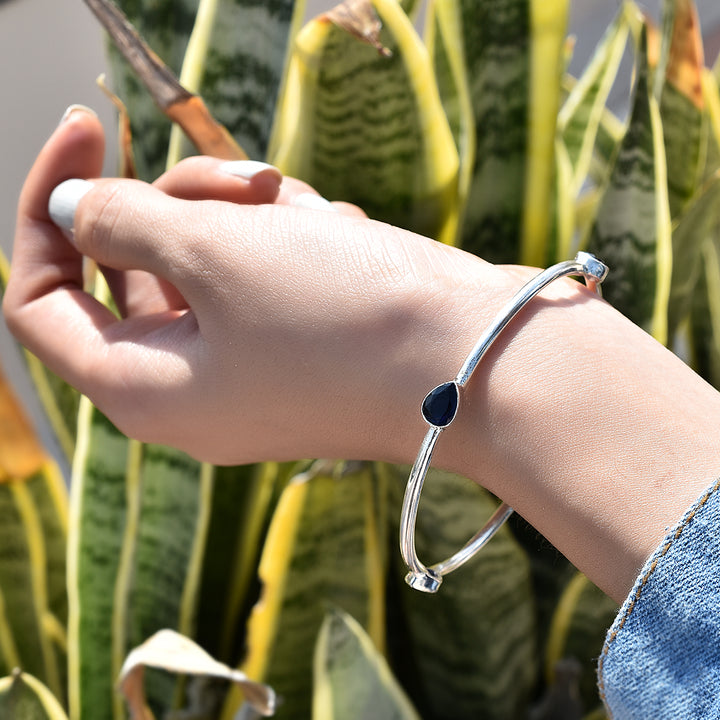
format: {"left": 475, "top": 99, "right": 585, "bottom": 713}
{"left": 75, "top": 182, "right": 126, "bottom": 263}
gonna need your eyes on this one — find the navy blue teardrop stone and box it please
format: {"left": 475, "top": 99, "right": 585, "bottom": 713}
{"left": 421, "top": 382, "right": 459, "bottom": 427}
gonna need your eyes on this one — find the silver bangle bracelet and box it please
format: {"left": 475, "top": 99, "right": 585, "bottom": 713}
{"left": 399, "top": 251, "right": 609, "bottom": 593}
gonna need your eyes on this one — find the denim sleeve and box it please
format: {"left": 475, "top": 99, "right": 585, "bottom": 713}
{"left": 598, "top": 477, "right": 720, "bottom": 719}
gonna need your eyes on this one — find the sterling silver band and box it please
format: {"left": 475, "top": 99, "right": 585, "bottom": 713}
{"left": 399, "top": 252, "right": 609, "bottom": 593}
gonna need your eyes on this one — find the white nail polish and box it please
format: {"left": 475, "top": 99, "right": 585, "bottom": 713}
{"left": 219, "top": 160, "right": 279, "bottom": 179}
{"left": 59, "top": 104, "right": 98, "bottom": 125}
{"left": 48, "top": 179, "right": 94, "bottom": 232}
{"left": 292, "top": 193, "right": 338, "bottom": 212}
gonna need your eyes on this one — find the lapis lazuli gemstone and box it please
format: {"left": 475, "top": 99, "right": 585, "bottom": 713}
{"left": 421, "top": 382, "right": 459, "bottom": 427}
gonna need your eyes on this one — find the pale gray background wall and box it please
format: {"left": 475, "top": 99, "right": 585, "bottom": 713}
{"left": 1, "top": 0, "right": 720, "bottom": 459}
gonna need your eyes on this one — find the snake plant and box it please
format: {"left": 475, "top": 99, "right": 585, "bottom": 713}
{"left": 2, "top": 0, "right": 720, "bottom": 718}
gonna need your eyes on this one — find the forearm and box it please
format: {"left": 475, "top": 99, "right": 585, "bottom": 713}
{"left": 397, "top": 265, "right": 720, "bottom": 602}
{"left": 9, "top": 107, "right": 720, "bottom": 606}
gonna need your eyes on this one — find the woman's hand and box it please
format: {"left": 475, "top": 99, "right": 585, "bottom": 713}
{"left": 6, "top": 106, "right": 720, "bottom": 603}
{"left": 3, "top": 107, "right": 505, "bottom": 467}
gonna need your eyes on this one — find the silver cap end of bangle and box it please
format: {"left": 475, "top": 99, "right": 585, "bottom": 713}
{"left": 576, "top": 251, "right": 609, "bottom": 284}
{"left": 404, "top": 569, "right": 442, "bottom": 593}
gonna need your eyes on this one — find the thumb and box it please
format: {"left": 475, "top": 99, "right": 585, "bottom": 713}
{"left": 51, "top": 177, "right": 212, "bottom": 298}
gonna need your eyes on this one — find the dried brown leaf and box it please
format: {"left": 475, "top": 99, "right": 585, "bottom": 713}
{"left": 324, "top": 0, "right": 392, "bottom": 57}
{"left": 97, "top": 74, "right": 137, "bottom": 179}
{"left": 84, "top": 0, "right": 247, "bottom": 160}
{"left": 666, "top": 0, "right": 704, "bottom": 108}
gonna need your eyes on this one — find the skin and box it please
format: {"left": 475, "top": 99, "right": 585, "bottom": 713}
{"left": 5, "top": 108, "right": 720, "bottom": 603}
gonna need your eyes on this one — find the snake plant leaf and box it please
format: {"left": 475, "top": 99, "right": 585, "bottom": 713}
{"left": 167, "top": 0, "right": 304, "bottom": 167}
{"left": 269, "top": 0, "right": 460, "bottom": 245}
{"left": 194, "top": 462, "right": 279, "bottom": 665}
{"left": 0, "top": 671, "right": 69, "bottom": 720}
{"left": 313, "top": 608, "right": 420, "bottom": 720}
{"left": 690, "top": 236, "right": 720, "bottom": 389}
{"left": 558, "top": 5, "right": 630, "bottom": 198}
{"left": 27, "top": 463, "right": 69, "bottom": 709}
{"left": 702, "top": 69, "right": 720, "bottom": 179}
{"left": 504, "top": 513, "right": 575, "bottom": 662}
{"left": 0, "top": 585, "right": 21, "bottom": 677}
{"left": 588, "top": 105, "right": 625, "bottom": 188}
{"left": 66, "top": 271, "right": 131, "bottom": 720}
{"left": 96, "top": 0, "right": 245, "bottom": 181}
{"left": 456, "top": 0, "right": 569, "bottom": 265}
{"left": 0, "top": 369, "right": 67, "bottom": 701}
{"left": 222, "top": 461, "right": 385, "bottom": 720}
{"left": 668, "top": 171, "right": 720, "bottom": 338}
{"left": 386, "top": 467, "right": 536, "bottom": 720}
{"left": 119, "top": 629, "right": 276, "bottom": 720}
{"left": 68, "top": 399, "right": 131, "bottom": 720}
{"left": 424, "top": 0, "right": 475, "bottom": 223}
{"left": 99, "top": 0, "right": 199, "bottom": 181}
{"left": 654, "top": 0, "right": 677, "bottom": 101}
{"left": 544, "top": 572, "right": 618, "bottom": 711}
{"left": 115, "top": 444, "right": 209, "bottom": 718}
{"left": 0, "top": 474, "right": 65, "bottom": 702}
{"left": 587, "top": 22, "right": 673, "bottom": 344}
{"left": 659, "top": 0, "right": 707, "bottom": 220}
{"left": 550, "top": 134, "right": 575, "bottom": 261}
{"left": 87, "top": 0, "right": 246, "bottom": 166}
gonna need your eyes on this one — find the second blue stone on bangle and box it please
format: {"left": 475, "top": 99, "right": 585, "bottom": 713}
{"left": 421, "top": 381, "right": 460, "bottom": 428}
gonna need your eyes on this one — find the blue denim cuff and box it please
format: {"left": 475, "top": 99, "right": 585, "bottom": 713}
{"left": 598, "top": 477, "right": 720, "bottom": 719}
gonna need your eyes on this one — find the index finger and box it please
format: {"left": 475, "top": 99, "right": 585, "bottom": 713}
{"left": 3, "top": 107, "right": 115, "bottom": 384}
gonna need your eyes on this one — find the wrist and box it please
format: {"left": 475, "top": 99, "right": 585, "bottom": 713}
{"left": 394, "top": 260, "right": 720, "bottom": 602}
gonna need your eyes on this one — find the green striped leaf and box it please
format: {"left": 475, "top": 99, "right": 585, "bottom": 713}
{"left": 701, "top": 69, "right": 720, "bottom": 179}
{"left": 424, "top": 0, "right": 475, "bottom": 223}
{"left": 654, "top": 0, "right": 677, "bottom": 101}
{"left": 222, "top": 461, "right": 385, "bottom": 720}
{"left": 269, "top": 0, "right": 460, "bottom": 245}
{"left": 27, "top": 465, "right": 68, "bottom": 639}
{"left": 313, "top": 608, "right": 419, "bottom": 720}
{"left": 588, "top": 103, "right": 624, "bottom": 188}
{"left": 193, "top": 462, "right": 279, "bottom": 665}
{"left": 558, "top": 5, "right": 629, "bottom": 197}
{"left": 659, "top": 0, "right": 707, "bottom": 219}
{"left": 690, "top": 237, "right": 720, "bottom": 389}
{"left": 107, "top": 0, "right": 201, "bottom": 180}
{"left": 457, "top": 0, "right": 569, "bottom": 265}
{"left": 116, "top": 444, "right": 207, "bottom": 717}
{"left": 0, "top": 671, "right": 68, "bottom": 720}
{"left": 386, "top": 467, "right": 536, "bottom": 720}
{"left": 587, "top": 22, "right": 673, "bottom": 344}
{"left": 668, "top": 171, "right": 720, "bottom": 338}
{"left": 68, "top": 401, "right": 131, "bottom": 720}
{"left": 544, "top": 572, "right": 618, "bottom": 711}
{"left": 0, "top": 476, "right": 64, "bottom": 701}
{"left": 167, "top": 0, "right": 305, "bottom": 167}
{"left": 22, "top": 365, "right": 78, "bottom": 464}
{"left": 504, "top": 513, "right": 575, "bottom": 660}
{"left": 27, "top": 465, "right": 69, "bottom": 710}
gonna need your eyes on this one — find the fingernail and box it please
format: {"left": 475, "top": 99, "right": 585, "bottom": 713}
{"left": 48, "top": 179, "right": 94, "bottom": 233}
{"left": 59, "top": 104, "right": 98, "bottom": 126}
{"left": 292, "top": 193, "right": 338, "bottom": 212}
{"left": 219, "top": 160, "right": 280, "bottom": 179}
